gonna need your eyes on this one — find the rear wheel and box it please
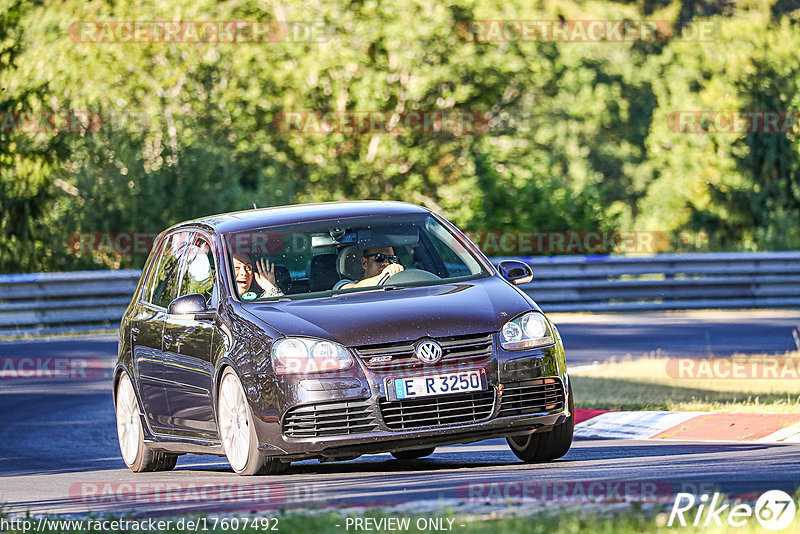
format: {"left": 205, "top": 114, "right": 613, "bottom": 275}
{"left": 390, "top": 447, "right": 436, "bottom": 460}
{"left": 218, "top": 368, "right": 289, "bottom": 475}
{"left": 115, "top": 372, "right": 177, "bottom": 472}
{"left": 506, "top": 379, "right": 574, "bottom": 463}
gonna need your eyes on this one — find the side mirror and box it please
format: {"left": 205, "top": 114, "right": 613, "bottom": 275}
{"left": 168, "top": 293, "right": 208, "bottom": 315}
{"left": 498, "top": 260, "right": 533, "bottom": 286}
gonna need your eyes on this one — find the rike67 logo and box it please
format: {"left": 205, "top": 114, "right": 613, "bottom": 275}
{"left": 669, "top": 490, "right": 797, "bottom": 531}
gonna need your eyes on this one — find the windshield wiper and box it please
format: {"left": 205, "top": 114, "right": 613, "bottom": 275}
{"left": 382, "top": 285, "right": 405, "bottom": 291}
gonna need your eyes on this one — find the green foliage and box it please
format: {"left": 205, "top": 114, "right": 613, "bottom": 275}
{"left": 2, "top": 0, "right": 800, "bottom": 272}
{"left": 639, "top": 14, "right": 800, "bottom": 250}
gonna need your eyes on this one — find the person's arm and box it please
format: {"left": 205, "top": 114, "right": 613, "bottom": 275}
{"left": 340, "top": 263, "right": 404, "bottom": 289}
{"left": 333, "top": 279, "right": 354, "bottom": 290}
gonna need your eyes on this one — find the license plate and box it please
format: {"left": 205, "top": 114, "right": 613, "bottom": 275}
{"left": 389, "top": 370, "right": 486, "bottom": 401}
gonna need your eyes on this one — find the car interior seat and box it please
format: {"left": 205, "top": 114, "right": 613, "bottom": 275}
{"left": 272, "top": 264, "right": 292, "bottom": 294}
{"left": 308, "top": 253, "right": 340, "bottom": 292}
{"left": 336, "top": 245, "right": 365, "bottom": 282}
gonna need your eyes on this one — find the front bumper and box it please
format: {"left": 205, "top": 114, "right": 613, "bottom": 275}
{"left": 244, "top": 334, "right": 570, "bottom": 460}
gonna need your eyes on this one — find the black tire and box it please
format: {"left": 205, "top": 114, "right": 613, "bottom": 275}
{"left": 506, "top": 379, "right": 574, "bottom": 463}
{"left": 391, "top": 447, "right": 436, "bottom": 460}
{"left": 218, "top": 368, "right": 289, "bottom": 476}
{"left": 128, "top": 446, "right": 178, "bottom": 473}
{"left": 115, "top": 372, "right": 178, "bottom": 473}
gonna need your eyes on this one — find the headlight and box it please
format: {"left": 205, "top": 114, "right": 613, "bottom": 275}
{"left": 271, "top": 337, "right": 353, "bottom": 375}
{"left": 500, "top": 312, "right": 555, "bottom": 350}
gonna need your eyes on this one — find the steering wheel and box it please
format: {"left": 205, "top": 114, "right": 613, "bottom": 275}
{"left": 378, "top": 268, "right": 441, "bottom": 286}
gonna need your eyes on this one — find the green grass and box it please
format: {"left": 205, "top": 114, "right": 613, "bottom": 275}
{"left": 572, "top": 354, "right": 800, "bottom": 412}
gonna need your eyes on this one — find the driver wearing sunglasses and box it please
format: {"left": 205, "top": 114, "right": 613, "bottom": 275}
{"left": 334, "top": 246, "right": 405, "bottom": 290}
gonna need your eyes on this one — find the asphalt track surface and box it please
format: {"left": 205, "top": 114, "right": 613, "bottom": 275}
{"left": 1, "top": 310, "right": 800, "bottom": 516}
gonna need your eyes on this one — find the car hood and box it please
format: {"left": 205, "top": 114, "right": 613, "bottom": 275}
{"left": 244, "top": 276, "right": 535, "bottom": 347}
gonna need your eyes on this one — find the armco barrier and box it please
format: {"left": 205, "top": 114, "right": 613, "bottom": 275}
{"left": 513, "top": 251, "right": 800, "bottom": 312}
{"left": 0, "top": 252, "right": 799, "bottom": 337}
{"left": 0, "top": 270, "right": 140, "bottom": 337}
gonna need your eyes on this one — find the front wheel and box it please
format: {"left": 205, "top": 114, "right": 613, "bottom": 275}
{"left": 217, "top": 368, "right": 289, "bottom": 475}
{"left": 506, "top": 379, "right": 574, "bottom": 463}
{"left": 115, "top": 371, "right": 177, "bottom": 472}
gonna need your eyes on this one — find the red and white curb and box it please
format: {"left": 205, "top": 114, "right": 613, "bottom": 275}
{"left": 574, "top": 409, "right": 800, "bottom": 443}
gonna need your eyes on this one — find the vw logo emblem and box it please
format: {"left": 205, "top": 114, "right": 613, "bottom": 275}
{"left": 415, "top": 339, "right": 443, "bottom": 365}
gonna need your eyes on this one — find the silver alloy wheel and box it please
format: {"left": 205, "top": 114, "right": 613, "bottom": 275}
{"left": 508, "top": 433, "right": 532, "bottom": 450}
{"left": 115, "top": 372, "right": 142, "bottom": 466}
{"left": 218, "top": 371, "right": 251, "bottom": 473}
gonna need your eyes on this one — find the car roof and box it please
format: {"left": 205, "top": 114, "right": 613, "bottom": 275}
{"left": 168, "top": 201, "right": 433, "bottom": 234}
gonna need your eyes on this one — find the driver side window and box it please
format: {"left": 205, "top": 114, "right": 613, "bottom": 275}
{"left": 179, "top": 235, "right": 217, "bottom": 308}
{"left": 149, "top": 232, "right": 192, "bottom": 308}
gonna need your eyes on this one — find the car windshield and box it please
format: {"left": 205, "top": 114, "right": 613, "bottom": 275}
{"left": 223, "top": 213, "right": 489, "bottom": 301}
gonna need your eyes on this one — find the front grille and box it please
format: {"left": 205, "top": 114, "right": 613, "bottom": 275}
{"left": 497, "top": 378, "right": 565, "bottom": 417}
{"left": 379, "top": 390, "right": 496, "bottom": 430}
{"left": 282, "top": 399, "right": 377, "bottom": 438}
{"left": 354, "top": 333, "right": 494, "bottom": 372}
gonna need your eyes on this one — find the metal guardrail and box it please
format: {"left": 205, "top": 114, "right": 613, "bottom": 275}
{"left": 0, "top": 270, "right": 140, "bottom": 337}
{"left": 513, "top": 251, "right": 800, "bottom": 312}
{"left": 1, "top": 252, "right": 799, "bottom": 337}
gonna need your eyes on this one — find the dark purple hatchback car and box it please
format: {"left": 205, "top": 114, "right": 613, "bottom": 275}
{"left": 114, "top": 201, "right": 572, "bottom": 475}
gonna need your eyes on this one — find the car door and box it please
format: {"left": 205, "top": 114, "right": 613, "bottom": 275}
{"left": 133, "top": 231, "right": 191, "bottom": 431}
{"left": 162, "top": 232, "right": 219, "bottom": 436}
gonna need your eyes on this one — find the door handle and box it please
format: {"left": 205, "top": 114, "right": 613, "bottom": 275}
{"left": 131, "top": 327, "right": 139, "bottom": 341}
{"left": 163, "top": 334, "right": 173, "bottom": 348}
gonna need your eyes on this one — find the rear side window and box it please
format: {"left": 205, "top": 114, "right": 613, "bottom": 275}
{"left": 138, "top": 237, "right": 166, "bottom": 305}
{"left": 149, "top": 231, "right": 193, "bottom": 308}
